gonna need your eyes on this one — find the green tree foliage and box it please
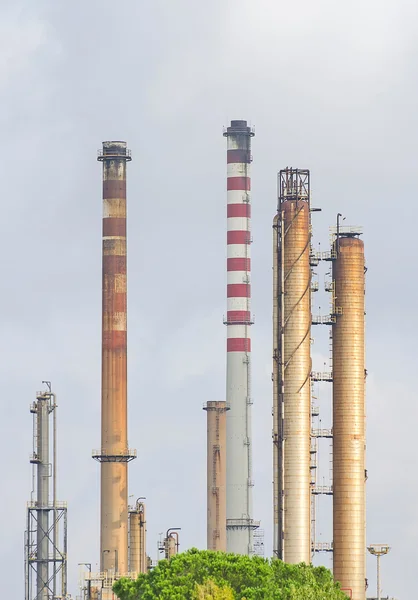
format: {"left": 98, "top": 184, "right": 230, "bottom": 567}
{"left": 194, "top": 579, "right": 235, "bottom": 599}
{"left": 113, "top": 549, "right": 347, "bottom": 600}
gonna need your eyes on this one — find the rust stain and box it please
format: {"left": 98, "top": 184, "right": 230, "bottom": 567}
{"left": 102, "top": 330, "right": 127, "bottom": 350}
{"left": 103, "top": 217, "right": 126, "bottom": 237}
{"left": 103, "top": 180, "right": 126, "bottom": 198}
{"left": 103, "top": 255, "right": 126, "bottom": 275}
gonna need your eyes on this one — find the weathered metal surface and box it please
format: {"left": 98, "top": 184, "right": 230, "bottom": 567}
{"left": 276, "top": 196, "right": 311, "bottom": 564}
{"left": 204, "top": 402, "right": 227, "bottom": 551}
{"left": 98, "top": 141, "right": 132, "bottom": 576}
{"left": 129, "top": 501, "right": 147, "bottom": 574}
{"left": 332, "top": 235, "right": 365, "bottom": 600}
{"left": 128, "top": 510, "right": 140, "bottom": 574}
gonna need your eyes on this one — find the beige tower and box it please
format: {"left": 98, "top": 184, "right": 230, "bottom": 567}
{"left": 129, "top": 500, "right": 147, "bottom": 575}
{"left": 332, "top": 233, "right": 366, "bottom": 600}
{"left": 204, "top": 401, "right": 227, "bottom": 551}
{"left": 94, "top": 142, "right": 136, "bottom": 578}
{"left": 273, "top": 169, "right": 311, "bottom": 563}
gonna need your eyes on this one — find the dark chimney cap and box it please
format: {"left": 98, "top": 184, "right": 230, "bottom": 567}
{"left": 223, "top": 120, "right": 254, "bottom": 137}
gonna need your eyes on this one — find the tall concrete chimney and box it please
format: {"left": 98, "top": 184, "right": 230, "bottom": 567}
{"left": 223, "top": 120, "right": 258, "bottom": 554}
{"left": 94, "top": 142, "right": 136, "bottom": 578}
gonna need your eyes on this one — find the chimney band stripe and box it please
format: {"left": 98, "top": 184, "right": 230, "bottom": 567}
{"left": 103, "top": 255, "right": 126, "bottom": 275}
{"left": 227, "top": 283, "right": 250, "bottom": 298}
{"left": 227, "top": 177, "right": 251, "bottom": 191}
{"left": 227, "top": 338, "right": 251, "bottom": 352}
{"left": 103, "top": 218, "right": 127, "bottom": 237}
{"left": 226, "top": 311, "right": 251, "bottom": 322}
{"left": 103, "top": 180, "right": 126, "bottom": 198}
{"left": 227, "top": 204, "right": 251, "bottom": 218}
{"left": 227, "top": 231, "right": 250, "bottom": 245}
{"left": 227, "top": 257, "right": 251, "bottom": 271}
{"left": 227, "top": 149, "right": 251, "bottom": 163}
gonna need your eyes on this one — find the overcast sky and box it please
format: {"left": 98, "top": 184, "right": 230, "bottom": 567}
{"left": 1, "top": 0, "right": 416, "bottom": 597}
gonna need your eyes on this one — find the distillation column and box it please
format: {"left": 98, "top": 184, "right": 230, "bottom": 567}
{"left": 223, "top": 120, "right": 258, "bottom": 554}
{"left": 332, "top": 233, "right": 366, "bottom": 600}
{"left": 95, "top": 142, "right": 136, "bottom": 577}
{"left": 204, "top": 401, "right": 227, "bottom": 551}
{"left": 36, "top": 395, "right": 49, "bottom": 600}
{"left": 129, "top": 500, "right": 147, "bottom": 574}
{"left": 273, "top": 169, "right": 311, "bottom": 563}
{"left": 25, "top": 384, "right": 67, "bottom": 600}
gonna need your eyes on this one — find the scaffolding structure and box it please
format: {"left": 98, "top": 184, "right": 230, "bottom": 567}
{"left": 309, "top": 231, "right": 336, "bottom": 557}
{"left": 25, "top": 382, "right": 67, "bottom": 600}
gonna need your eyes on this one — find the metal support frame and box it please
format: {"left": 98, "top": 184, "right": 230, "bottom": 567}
{"left": 25, "top": 383, "right": 67, "bottom": 600}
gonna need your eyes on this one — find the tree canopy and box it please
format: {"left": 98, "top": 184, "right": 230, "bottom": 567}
{"left": 113, "top": 549, "right": 347, "bottom": 600}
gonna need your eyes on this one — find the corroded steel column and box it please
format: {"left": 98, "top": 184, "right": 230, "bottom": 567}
{"left": 204, "top": 401, "right": 227, "bottom": 551}
{"left": 128, "top": 510, "right": 139, "bottom": 574}
{"left": 95, "top": 142, "right": 135, "bottom": 577}
{"left": 273, "top": 169, "right": 311, "bottom": 563}
{"left": 129, "top": 500, "right": 146, "bottom": 574}
{"left": 333, "top": 235, "right": 366, "bottom": 600}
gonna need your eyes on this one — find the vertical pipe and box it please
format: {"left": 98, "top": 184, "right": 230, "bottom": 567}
{"left": 272, "top": 214, "right": 283, "bottom": 558}
{"left": 62, "top": 508, "right": 67, "bottom": 597}
{"left": 138, "top": 502, "right": 148, "bottom": 573}
{"left": 98, "top": 141, "right": 132, "bottom": 576}
{"left": 37, "top": 396, "right": 49, "bottom": 600}
{"left": 223, "top": 120, "right": 256, "bottom": 555}
{"left": 332, "top": 235, "right": 365, "bottom": 600}
{"left": 138, "top": 503, "right": 147, "bottom": 574}
{"left": 52, "top": 393, "right": 57, "bottom": 600}
{"left": 377, "top": 554, "right": 381, "bottom": 600}
{"left": 204, "top": 401, "right": 227, "bottom": 551}
{"left": 128, "top": 510, "right": 140, "bottom": 574}
{"left": 274, "top": 169, "right": 311, "bottom": 564}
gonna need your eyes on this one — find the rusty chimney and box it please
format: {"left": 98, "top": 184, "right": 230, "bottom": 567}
{"left": 94, "top": 141, "right": 136, "bottom": 578}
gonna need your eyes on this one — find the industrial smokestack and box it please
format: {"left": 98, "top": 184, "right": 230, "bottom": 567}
{"left": 332, "top": 232, "right": 366, "bottom": 600}
{"left": 272, "top": 168, "right": 311, "bottom": 563}
{"left": 94, "top": 142, "right": 136, "bottom": 578}
{"left": 223, "top": 120, "right": 258, "bottom": 554}
{"left": 204, "top": 401, "right": 228, "bottom": 551}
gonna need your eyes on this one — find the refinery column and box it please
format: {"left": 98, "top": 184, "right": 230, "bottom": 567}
{"left": 332, "top": 231, "right": 366, "bottom": 600}
{"left": 223, "top": 120, "right": 258, "bottom": 554}
{"left": 273, "top": 169, "right": 311, "bottom": 563}
{"left": 95, "top": 142, "right": 136, "bottom": 578}
{"left": 204, "top": 401, "right": 227, "bottom": 551}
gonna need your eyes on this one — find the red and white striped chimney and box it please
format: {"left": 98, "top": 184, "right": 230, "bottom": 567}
{"left": 223, "top": 120, "right": 258, "bottom": 554}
